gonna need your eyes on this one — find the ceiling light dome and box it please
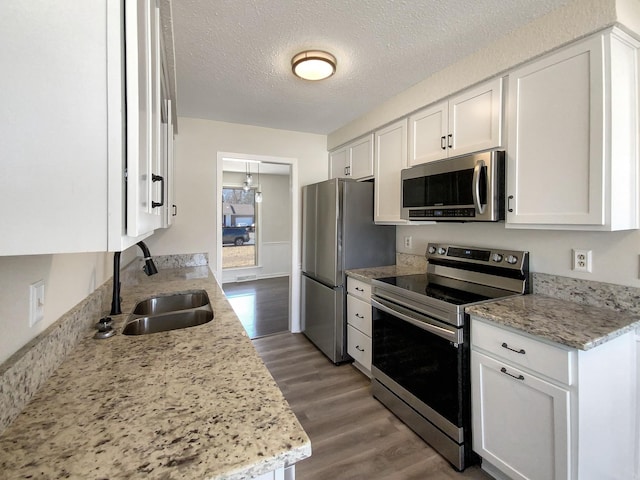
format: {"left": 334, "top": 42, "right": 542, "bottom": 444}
{"left": 291, "top": 50, "right": 336, "bottom": 81}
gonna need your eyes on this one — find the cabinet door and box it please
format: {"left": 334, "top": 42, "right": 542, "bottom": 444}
{"left": 0, "top": 1, "right": 109, "bottom": 255}
{"left": 125, "top": 0, "right": 164, "bottom": 237}
{"left": 374, "top": 119, "right": 408, "bottom": 224}
{"left": 329, "top": 148, "right": 349, "bottom": 179}
{"left": 408, "top": 101, "right": 448, "bottom": 166}
{"left": 347, "top": 324, "right": 372, "bottom": 372}
{"left": 448, "top": 77, "right": 503, "bottom": 157}
{"left": 506, "top": 36, "right": 604, "bottom": 227}
{"left": 349, "top": 134, "right": 374, "bottom": 179}
{"left": 347, "top": 294, "right": 371, "bottom": 336}
{"left": 161, "top": 99, "right": 175, "bottom": 228}
{"left": 472, "top": 350, "right": 570, "bottom": 480}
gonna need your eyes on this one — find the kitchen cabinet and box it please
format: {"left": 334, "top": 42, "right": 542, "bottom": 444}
{"left": 471, "top": 317, "right": 636, "bottom": 480}
{"left": 0, "top": 0, "right": 175, "bottom": 255}
{"left": 374, "top": 119, "right": 408, "bottom": 224}
{"left": 505, "top": 28, "right": 640, "bottom": 231}
{"left": 329, "top": 134, "right": 374, "bottom": 180}
{"left": 346, "top": 277, "right": 373, "bottom": 376}
{"left": 408, "top": 77, "right": 503, "bottom": 166}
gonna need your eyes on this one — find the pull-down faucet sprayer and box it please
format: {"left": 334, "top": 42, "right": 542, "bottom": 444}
{"left": 110, "top": 241, "right": 158, "bottom": 315}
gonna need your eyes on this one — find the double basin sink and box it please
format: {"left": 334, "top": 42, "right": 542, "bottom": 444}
{"left": 122, "top": 290, "right": 214, "bottom": 335}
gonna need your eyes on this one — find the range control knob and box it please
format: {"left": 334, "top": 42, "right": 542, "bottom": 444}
{"left": 437, "top": 247, "right": 446, "bottom": 255}
{"left": 506, "top": 255, "right": 518, "bottom": 265}
{"left": 492, "top": 253, "right": 503, "bottom": 262}
{"left": 427, "top": 246, "right": 436, "bottom": 254}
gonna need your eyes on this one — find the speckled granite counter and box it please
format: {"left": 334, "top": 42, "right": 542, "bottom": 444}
{"left": 467, "top": 294, "right": 640, "bottom": 351}
{"left": 0, "top": 266, "right": 311, "bottom": 479}
{"left": 346, "top": 264, "right": 425, "bottom": 283}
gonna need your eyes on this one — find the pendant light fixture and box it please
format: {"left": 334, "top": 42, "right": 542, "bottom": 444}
{"left": 243, "top": 162, "right": 252, "bottom": 192}
{"left": 255, "top": 162, "right": 263, "bottom": 203}
{"left": 291, "top": 50, "right": 336, "bottom": 81}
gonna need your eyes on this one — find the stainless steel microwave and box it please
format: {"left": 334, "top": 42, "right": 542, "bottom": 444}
{"left": 401, "top": 150, "right": 505, "bottom": 222}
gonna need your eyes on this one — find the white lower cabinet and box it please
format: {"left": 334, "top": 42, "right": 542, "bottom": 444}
{"left": 346, "top": 277, "right": 373, "bottom": 376}
{"left": 472, "top": 351, "right": 570, "bottom": 479}
{"left": 471, "top": 317, "right": 636, "bottom": 480}
{"left": 253, "top": 465, "right": 295, "bottom": 480}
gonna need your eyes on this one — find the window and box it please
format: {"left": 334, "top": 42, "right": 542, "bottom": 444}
{"left": 222, "top": 186, "right": 257, "bottom": 269}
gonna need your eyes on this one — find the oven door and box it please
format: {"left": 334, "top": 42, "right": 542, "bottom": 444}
{"left": 371, "top": 296, "right": 467, "bottom": 439}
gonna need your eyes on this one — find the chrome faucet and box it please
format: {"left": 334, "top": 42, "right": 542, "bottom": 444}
{"left": 110, "top": 241, "right": 158, "bottom": 315}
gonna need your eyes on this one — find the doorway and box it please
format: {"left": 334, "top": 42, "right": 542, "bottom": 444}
{"left": 216, "top": 152, "right": 301, "bottom": 334}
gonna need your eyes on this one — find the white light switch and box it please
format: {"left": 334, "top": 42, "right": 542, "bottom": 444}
{"left": 29, "top": 280, "right": 45, "bottom": 327}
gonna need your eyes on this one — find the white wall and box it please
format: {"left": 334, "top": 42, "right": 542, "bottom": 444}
{"left": 397, "top": 223, "right": 640, "bottom": 288}
{"left": 0, "top": 254, "right": 105, "bottom": 363}
{"left": 145, "top": 118, "right": 328, "bottom": 271}
{"left": 0, "top": 248, "right": 138, "bottom": 364}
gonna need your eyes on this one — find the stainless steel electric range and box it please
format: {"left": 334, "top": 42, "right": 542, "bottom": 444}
{"left": 370, "top": 243, "right": 530, "bottom": 471}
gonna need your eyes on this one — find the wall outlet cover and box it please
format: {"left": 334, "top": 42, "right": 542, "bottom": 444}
{"left": 29, "top": 280, "right": 45, "bottom": 327}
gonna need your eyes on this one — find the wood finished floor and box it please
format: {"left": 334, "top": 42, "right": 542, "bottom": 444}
{"left": 253, "top": 333, "right": 493, "bottom": 480}
{"left": 222, "top": 276, "right": 290, "bottom": 339}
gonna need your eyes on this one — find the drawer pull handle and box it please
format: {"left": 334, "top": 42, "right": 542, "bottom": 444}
{"left": 355, "top": 287, "right": 364, "bottom": 292}
{"left": 355, "top": 345, "right": 365, "bottom": 352}
{"left": 501, "top": 342, "right": 525, "bottom": 354}
{"left": 500, "top": 367, "right": 524, "bottom": 381}
{"left": 355, "top": 313, "right": 364, "bottom": 319}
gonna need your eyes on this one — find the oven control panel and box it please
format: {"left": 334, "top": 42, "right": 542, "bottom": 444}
{"left": 426, "top": 243, "right": 528, "bottom": 271}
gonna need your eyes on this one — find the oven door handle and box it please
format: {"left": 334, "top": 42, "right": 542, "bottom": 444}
{"left": 372, "top": 298, "right": 460, "bottom": 344}
{"left": 472, "top": 159, "right": 486, "bottom": 215}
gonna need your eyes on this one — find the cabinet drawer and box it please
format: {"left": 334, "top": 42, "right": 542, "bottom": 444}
{"left": 347, "top": 324, "right": 372, "bottom": 371}
{"left": 347, "top": 277, "right": 371, "bottom": 300}
{"left": 471, "top": 318, "right": 573, "bottom": 385}
{"left": 347, "top": 294, "right": 372, "bottom": 336}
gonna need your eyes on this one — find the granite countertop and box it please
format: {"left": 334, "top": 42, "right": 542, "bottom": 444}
{"left": 467, "top": 294, "right": 640, "bottom": 351}
{"left": 346, "top": 265, "right": 425, "bottom": 283}
{"left": 0, "top": 266, "right": 311, "bottom": 479}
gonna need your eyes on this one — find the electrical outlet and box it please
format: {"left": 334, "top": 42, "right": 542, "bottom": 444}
{"left": 572, "top": 249, "right": 592, "bottom": 273}
{"left": 29, "top": 280, "right": 45, "bottom": 327}
{"left": 404, "top": 236, "right": 412, "bottom": 248}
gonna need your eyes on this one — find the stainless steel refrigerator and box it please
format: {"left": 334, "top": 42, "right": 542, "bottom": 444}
{"left": 301, "top": 178, "right": 395, "bottom": 363}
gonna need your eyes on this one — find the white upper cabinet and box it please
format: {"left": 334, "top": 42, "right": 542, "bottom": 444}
{"left": 409, "top": 77, "right": 504, "bottom": 166}
{"left": 125, "top": 0, "right": 165, "bottom": 238}
{"left": 374, "top": 119, "right": 408, "bottom": 224}
{"left": 329, "top": 148, "right": 349, "bottom": 179}
{"left": 0, "top": 0, "right": 174, "bottom": 256}
{"left": 329, "top": 134, "right": 374, "bottom": 180}
{"left": 506, "top": 28, "right": 639, "bottom": 231}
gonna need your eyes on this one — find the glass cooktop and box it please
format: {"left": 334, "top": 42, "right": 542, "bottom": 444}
{"left": 374, "top": 274, "right": 492, "bottom": 306}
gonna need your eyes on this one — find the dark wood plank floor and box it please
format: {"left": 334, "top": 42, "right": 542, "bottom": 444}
{"left": 253, "top": 333, "right": 492, "bottom": 480}
{"left": 222, "top": 276, "right": 290, "bottom": 338}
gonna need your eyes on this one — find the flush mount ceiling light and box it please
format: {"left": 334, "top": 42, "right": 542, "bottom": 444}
{"left": 291, "top": 50, "right": 336, "bottom": 81}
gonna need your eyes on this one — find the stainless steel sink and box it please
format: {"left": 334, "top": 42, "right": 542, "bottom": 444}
{"left": 132, "top": 290, "right": 210, "bottom": 315}
{"left": 122, "top": 290, "right": 214, "bottom": 336}
{"left": 122, "top": 309, "right": 213, "bottom": 335}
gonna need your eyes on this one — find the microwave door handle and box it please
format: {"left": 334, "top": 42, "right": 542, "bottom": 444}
{"left": 472, "top": 159, "right": 486, "bottom": 215}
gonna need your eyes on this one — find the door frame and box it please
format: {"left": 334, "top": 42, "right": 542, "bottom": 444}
{"left": 216, "top": 152, "right": 301, "bottom": 333}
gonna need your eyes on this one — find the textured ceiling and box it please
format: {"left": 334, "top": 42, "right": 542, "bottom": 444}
{"left": 172, "top": 0, "right": 570, "bottom": 135}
